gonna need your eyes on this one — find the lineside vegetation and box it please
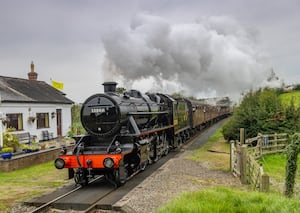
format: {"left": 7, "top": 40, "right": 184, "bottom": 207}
{"left": 258, "top": 153, "right": 300, "bottom": 198}
{"left": 159, "top": 121, "right": 300, "bottom": 212}
{"left": 157, "top": 187, "right": 300, "bottom": 213}
{"left": 0, "top": 161, "right": 69, "bottom": 212}
{"left": 222, "top": 88, "right": 300, "bottom": 140}
{"left": 159, "top": 88, "right": 300, "bottom": 212}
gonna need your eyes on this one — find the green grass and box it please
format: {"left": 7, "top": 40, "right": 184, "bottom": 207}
{"left": 258, "top": 154, "right": 300, "bottom": 197}
{"left": 0, "top": 161, "right": 69, "bottom": 212}
{"left": 188, "top": 127, "right": 230, "bottom": 171}
{"left": 258, "top": 154, "right": 288, "bottom": 182}
{"left": 156, "top": 187, "right": 300, "bottom": 213}
{"left": 279, "top": 91, "right": 300, "bottom": 107}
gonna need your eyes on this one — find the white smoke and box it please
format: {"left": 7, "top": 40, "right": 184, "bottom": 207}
{"left": 102, "top": 13, "right": 273, "bottom": 100}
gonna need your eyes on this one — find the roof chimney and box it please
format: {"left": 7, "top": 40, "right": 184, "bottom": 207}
{"left": 102, "top": 82, "right": 117, "bottom": 93}
{"left": 28, "top": 61, "right": 38, "bottom": 80}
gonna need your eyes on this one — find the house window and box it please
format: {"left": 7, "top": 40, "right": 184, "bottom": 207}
{"left": 6, "top": 113, "right": 23, "bottom": 130}
{"left": 37, "top": 113, "right": 49, "bottom": 129}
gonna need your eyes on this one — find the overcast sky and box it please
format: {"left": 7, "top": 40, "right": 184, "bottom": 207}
{"left": 0, "top": 0, "right": 299, "bottom": 103}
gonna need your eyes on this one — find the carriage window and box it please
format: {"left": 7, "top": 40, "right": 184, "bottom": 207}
{"left": 37, "top": 113, "right": 49, "bottom": 129}
{"left": 6, "top": 113, "right": 23, "bottom": 130}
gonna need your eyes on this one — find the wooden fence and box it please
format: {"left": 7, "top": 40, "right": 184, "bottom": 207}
{"left": 230, "top": 130, "right": 290, "bottom": 192}
{"left": 246, "top": 133, "right": 289, "bottom": 159}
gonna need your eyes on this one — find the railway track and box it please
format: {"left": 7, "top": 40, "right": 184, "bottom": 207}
{"left": 26, "top": 151, "right": 177, "bottom": 212}
{"left": 25, "top": 120, "right": 226, "bottom": 212}
{"left": 28, "top": 176, "right": 110, "bottom": 213}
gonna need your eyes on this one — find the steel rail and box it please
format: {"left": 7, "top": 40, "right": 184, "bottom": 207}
{"left": 29, "top": 176, "right": 104, "bottom": 213}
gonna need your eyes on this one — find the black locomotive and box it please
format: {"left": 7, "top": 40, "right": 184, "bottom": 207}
{"left": 55, "top": 82, "right": 231, "bottom": 186}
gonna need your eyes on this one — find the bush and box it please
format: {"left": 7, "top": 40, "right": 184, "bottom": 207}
{"left": 294, "top": 84, "right": 300, "bottom": 91}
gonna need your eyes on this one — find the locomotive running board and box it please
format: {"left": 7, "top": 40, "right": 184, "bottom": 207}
{"left": 127, "top": 113, "right": 173, "bottom": 136}
{"left": 127, "top": 111, "right": 169, "bottom": 115}
{"left": 131, "top": 125, "right": 174, "bottom": 137}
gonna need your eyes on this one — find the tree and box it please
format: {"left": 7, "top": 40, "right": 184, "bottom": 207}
{"left": 294, "top": 84, "right": 300, "bottom": 91}
{"left": 68, "top": 104, "right": 85, "bottom": 136}
{"left": 222, "top": 88, "right": 300, "bottom": 141}
{"left": 171, "top": 92, "right": 184, "bottom": 99}
{"left": 116, "top": 87, "right": 126, "bottom": 94}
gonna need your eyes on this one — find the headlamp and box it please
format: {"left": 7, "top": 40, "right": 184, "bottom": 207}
{"left": 103, "top": 157, "right": 114, "bottom": 168}
{"left": 54, "top": 158, "right": 65, "bottom": 169}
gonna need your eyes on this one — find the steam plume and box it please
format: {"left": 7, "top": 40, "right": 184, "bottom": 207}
{"left": 102, "top": 13, "right": 272, "bottom": 99}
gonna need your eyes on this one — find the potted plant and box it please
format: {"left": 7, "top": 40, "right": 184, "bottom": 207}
{"left": 22, "top": 143, "right": 40, "bottom": 153}
{"left": 39, "top": 143, "right": 46, "bottom": 150}
{"left": 30, "top": 141, "right": 40, "bottom": 152}
{"left": 22, "top": 144, "right": 31, "bottom": 153}
{"left": 30, "top": 144, "right": 39, "bottom": 152}
{"left": 1, "top": 147, "right": 13, "bottom": 159}
{"left": 2, "top": 119, "right": 8, "bottom": 125}
{"left": 3, "top": 128, "right": 20, "bottom": 152}
{"left": 28, "top": 116, "right": 36, "bottom": 123}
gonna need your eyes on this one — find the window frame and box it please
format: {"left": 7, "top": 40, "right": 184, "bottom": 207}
{"left": 36, "top": 112, "right": 50, "bottom": 129}
{"left": 6, "top": 113, "right": 24, "bottom": 131}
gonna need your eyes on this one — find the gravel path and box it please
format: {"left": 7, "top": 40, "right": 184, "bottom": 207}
{"left": 114, "top": 149, "right": 242, "bottom": 213}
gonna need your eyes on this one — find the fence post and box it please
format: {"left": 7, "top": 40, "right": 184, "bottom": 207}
{"left": 261, "top": 174, "right": 270, "bottom": 192}
{"left": 258, "top": 133, "right": 263, "bottom": 157}
{"left": 240, "top": 144, "right": 248, "bottom": 184}
{"left": 274, "top": 133, "right": 278, "bottom": 151}
{"left": 240, "top": 128, "right": 245, "bottom": 144}
{"left": 230, "top": 140, "right": 234, "bottom": 172}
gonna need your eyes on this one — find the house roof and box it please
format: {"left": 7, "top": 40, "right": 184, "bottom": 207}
{"left": 0, "top": 76, "right": 74, "bottom": 104}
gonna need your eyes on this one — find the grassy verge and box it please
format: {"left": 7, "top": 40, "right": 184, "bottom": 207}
{"left": 187, "top": 127, "right": 230, "bottom": 171}
{"left": 0, "top": 161, "right": 70, "bottom": 212}
{"left": 156, "top": 187, "right": 300, "bottom": 213}
{"left": 258, "top": 154, "right": 300, "bottom": 197}
{"left": 258, "top": 154, "right": 287, "bottom": 182}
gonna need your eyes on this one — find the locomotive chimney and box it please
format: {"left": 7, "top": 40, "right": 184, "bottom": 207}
{"left": 103, "top": 82, "right": 117, "bottom": 93}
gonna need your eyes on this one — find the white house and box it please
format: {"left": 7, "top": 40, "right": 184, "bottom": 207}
{"left": 0, "top": 63, "right": 74, "bottom": 146}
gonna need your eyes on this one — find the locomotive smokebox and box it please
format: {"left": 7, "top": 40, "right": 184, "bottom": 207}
{"left": 103, "top": 82, "right": 117, "bottom": 93}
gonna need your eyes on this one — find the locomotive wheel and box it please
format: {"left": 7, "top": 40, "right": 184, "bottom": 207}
{"left": 161, "top": 132, "right": 169, "bottom": 156}
{"left": 74, "top": 168, "right": 88, "bottom": 186}
{"left": 149, "top": 141, "right": 158, "bottom": 163}
{"left": 105, "top": 169, "right": 122, "bottom": 187}
{"left": 114, "top": 169, "right": 122, "bottom": 187}
{"left": 163, "top": 146, "right": 169, "bottom": 156}
{"left": 140, "top": 160, "right": 148, "bottom": 171}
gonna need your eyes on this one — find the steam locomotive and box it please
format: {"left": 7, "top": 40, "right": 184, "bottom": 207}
{"left": 55, "top": 82, "right": 231, "bottom": 186}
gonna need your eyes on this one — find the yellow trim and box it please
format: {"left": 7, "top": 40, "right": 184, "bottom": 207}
{"left": 18, "top": 114, "right": 23, "bottom": 130}
{"left": 174, "top": 119, "right": 178, "bottom": 125}
{"left": 45, "top": 113, "right": 49, "bottom": 127}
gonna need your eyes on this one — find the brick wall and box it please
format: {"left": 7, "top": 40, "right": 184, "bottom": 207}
{"left": 0, "top": 146, "right": 74, "bottom": 172}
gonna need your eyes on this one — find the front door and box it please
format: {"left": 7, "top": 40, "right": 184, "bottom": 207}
{"left": 56, "top": 109, "right": 62, "bottom": 137}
